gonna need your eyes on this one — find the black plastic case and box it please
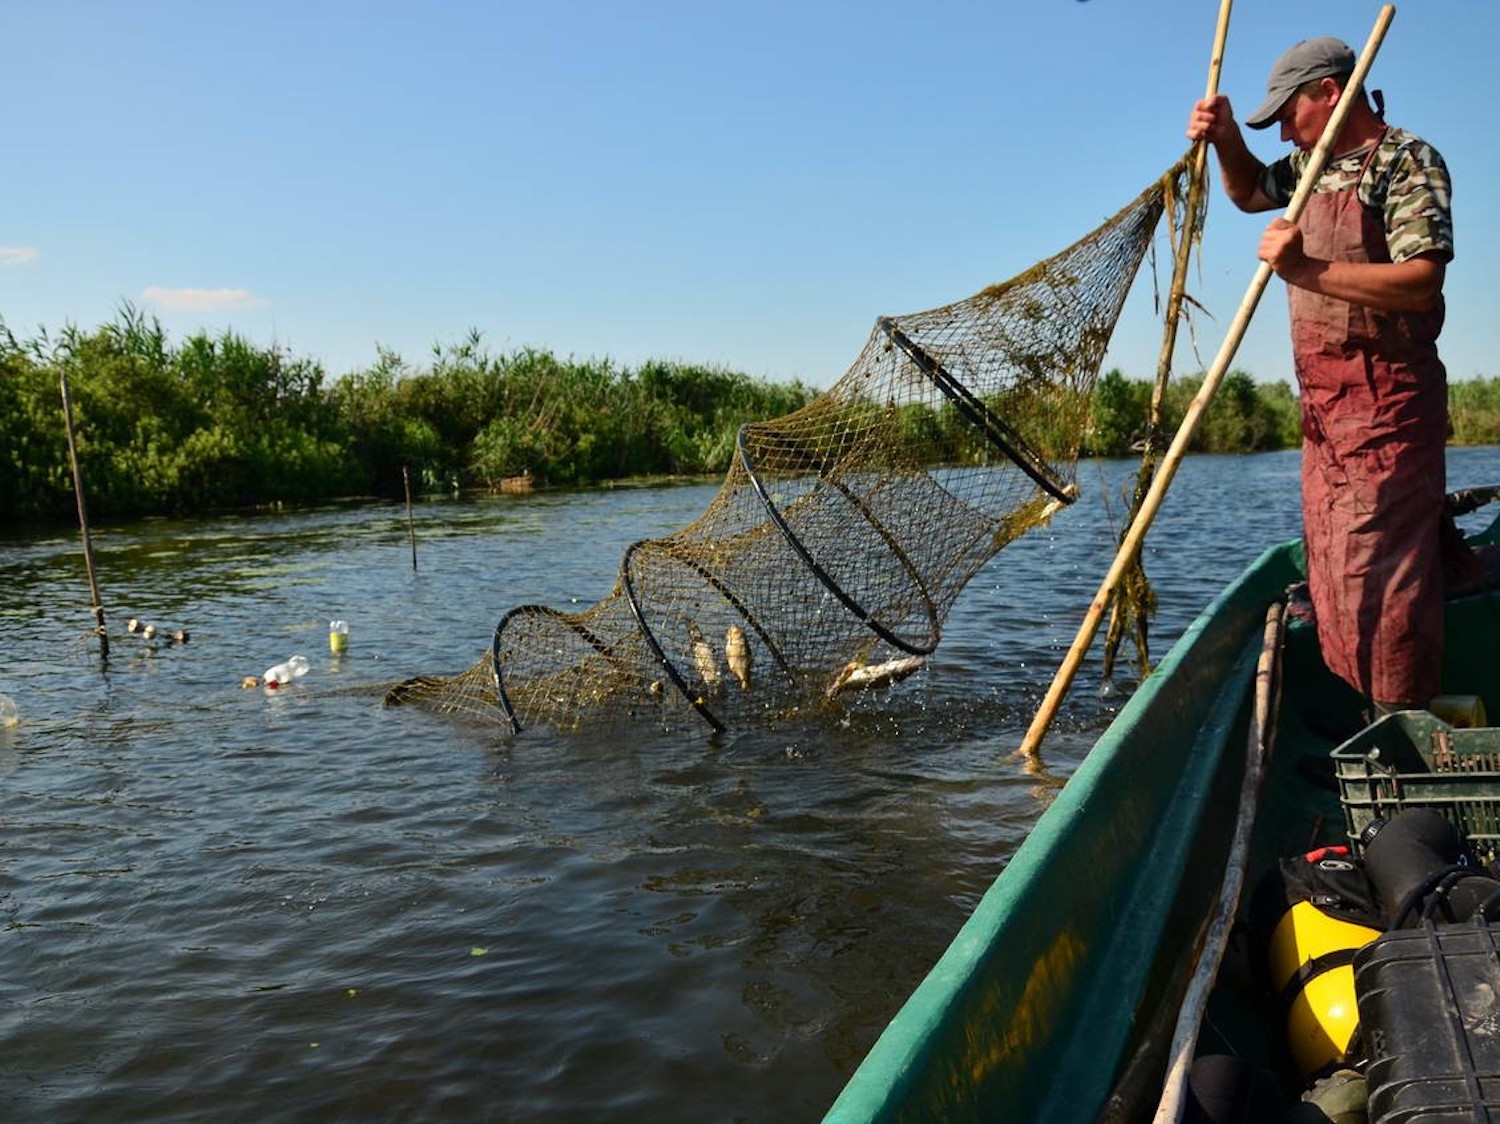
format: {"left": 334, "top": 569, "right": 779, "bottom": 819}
{"left": 1354, "top": 918, "right": 1500, "bottom": 1123}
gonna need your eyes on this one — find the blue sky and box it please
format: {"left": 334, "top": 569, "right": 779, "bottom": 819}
{"left": 6, "top": 1, "right": 1498, "bottom": 389}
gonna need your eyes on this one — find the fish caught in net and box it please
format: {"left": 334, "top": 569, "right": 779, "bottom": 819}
{"left": 386, "top": 159, "right": 1191, "bottom": 734}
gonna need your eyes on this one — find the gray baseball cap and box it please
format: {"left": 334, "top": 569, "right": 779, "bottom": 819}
{"left": 1244, "top": 37, "right": 1357, "bottom": 129}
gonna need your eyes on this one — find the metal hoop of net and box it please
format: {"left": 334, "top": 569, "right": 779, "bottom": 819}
{"left": 385, "top": 162, "right": 1187, "bottom": 733}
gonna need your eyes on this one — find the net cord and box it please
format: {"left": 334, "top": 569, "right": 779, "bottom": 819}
{"left": 877, "top": 317, "right": 1075, "bottom": 504}
{"left": 628, "top": 540, "right": 797, "bottom": 686}
{"left": 737, "top": 424, "right": 942, "bottom": 657}
{"left": 490, "top": 603, "right": 618, "bottom": 733}
{"left": 619, "top": 540, "right": 728, "bottom": 732}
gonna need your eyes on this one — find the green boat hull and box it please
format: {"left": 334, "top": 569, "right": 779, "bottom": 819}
{"left": 826, "top": 525, "right": 1500, "bottom": 1123}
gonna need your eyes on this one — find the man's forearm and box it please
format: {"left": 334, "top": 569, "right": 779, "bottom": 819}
{"left": 1279, "top": 256, "right": 1446, "bottom": 313}
{"left": 1211, "top": 132, "right": 1275, "bottom": 213}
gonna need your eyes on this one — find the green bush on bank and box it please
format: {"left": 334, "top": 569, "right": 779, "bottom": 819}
{"left": 1450, "top": 377, "right": 1500, "bottom": 446}
{"left": 1084, "top": 368, "right": 1301, "bottom": 457}
{"left": 1, "top": 308, "right": 1494, "bottom": 525}
{"left": 0, "top": 309, "right": 818, "bottom": 523}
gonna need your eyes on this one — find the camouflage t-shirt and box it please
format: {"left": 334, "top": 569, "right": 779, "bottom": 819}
{"left": 1257, "top": 126, "right": 1454, "bottom": 263}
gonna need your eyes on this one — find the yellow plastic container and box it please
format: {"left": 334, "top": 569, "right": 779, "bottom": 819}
{"left": 1429, "top": 694, "right": 1488, "bottom": 729}
{"left": 329, "top": 619, "right": 349, "bottom": 654}
{"left": 1267, "top": 900, "right": 1380, "bottom": 1077}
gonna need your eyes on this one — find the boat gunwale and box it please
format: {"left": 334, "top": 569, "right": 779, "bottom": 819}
{"left": 825, "top": 537, "right": 1306, "bottom": 1123}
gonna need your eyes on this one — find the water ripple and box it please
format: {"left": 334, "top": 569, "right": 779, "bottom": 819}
{"left": 2, "top": 449, "right": 1498, "bottom": 1121}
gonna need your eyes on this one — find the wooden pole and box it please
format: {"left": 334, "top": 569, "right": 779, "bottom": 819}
{"left": 1103, "top": 0, "right": 1232, "bottom": 678}
{"left": 59, "top": 371, "right": 110, "bottom": 660}
{"left": 1155, "top": 0, "right": 1232, "bottom": 433}
{"left": 1153, "top": 602, "right": 1285, "bottom": 1124}
{"left": 1018, "top": 4, "right": 1396, "bottom": 762}
{"left": 403, "top": 465, "right": 418, "bottom": 571}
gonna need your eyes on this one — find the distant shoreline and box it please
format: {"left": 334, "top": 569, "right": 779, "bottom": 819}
{"left": 5, "top": 308, "right": 1496, "bottom": 526}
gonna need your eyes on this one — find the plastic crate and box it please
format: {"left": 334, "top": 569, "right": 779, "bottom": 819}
{"left": 1354, "top": 919, "right": 1500, "bottom": 1123}
{"left": 1333, "top": 711, "right": 1500, "bottom": 856}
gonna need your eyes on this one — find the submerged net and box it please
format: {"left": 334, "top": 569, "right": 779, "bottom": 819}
{"left": 387, "top": 161, "right": 1189, "bottom": 733}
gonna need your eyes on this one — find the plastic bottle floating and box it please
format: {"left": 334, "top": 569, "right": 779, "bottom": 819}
{"left": 262, "top": 655, "right": 310, "bottom": 690}
{"left": 0, "top": 693, "right": 17, "bottom": 728}
{"left": 329, "top": 620, "right": 349, "bottom": 655}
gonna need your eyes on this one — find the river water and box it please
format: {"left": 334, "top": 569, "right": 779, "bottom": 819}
{"left": 4, "top": 448, "right": 1499, "bottom": 1122}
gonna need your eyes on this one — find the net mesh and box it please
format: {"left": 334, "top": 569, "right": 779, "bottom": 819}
{"left": 384, "top": 161, "right": 1188, "bottom": 733}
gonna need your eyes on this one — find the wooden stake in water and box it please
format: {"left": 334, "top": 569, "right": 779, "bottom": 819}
{"left": 59, "top": 371, "right": 110, "bottom": 659}
{"left": 403, "top": 465, "right": 418, "bottom": 572}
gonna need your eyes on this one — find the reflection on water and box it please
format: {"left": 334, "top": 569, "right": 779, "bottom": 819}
{"left": 2, "top": 450, "right": 1497, "bottom": 1121}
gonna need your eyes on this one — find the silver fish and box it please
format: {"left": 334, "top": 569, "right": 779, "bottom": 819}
{"left": 691, "top": 636, "right": 721, "bottom": 690}
{"left": 724, "top": 625, "right": 752, "bottom": 691}
{"left": 826, "top": 655, "right": 926, "bottom": 698}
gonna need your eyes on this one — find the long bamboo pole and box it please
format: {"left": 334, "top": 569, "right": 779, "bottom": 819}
{"left": 1156, "top": 0, "right": 1232, "bottom": 422}
{"left": 1103, "top": 0, "right": 1232, "bottom": 678}
{"left": 59, "top": 371, "right": 110, "bottom": 660}
{"left": 1019, "top": 4, "right": 1396, "bottom": 762}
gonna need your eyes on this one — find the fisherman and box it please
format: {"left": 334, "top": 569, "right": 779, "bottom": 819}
{"left": 1187, "top": 36, "right": 1469, "bottom": 717}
